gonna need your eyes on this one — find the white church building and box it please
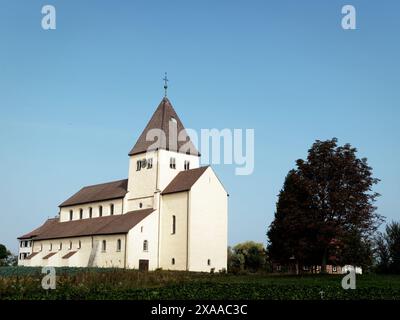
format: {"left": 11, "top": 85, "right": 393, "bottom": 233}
{"left": 18, "top": 97, "right": 228, "bottom": 272}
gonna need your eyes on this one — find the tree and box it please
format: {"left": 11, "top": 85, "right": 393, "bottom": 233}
{"left": 228, "top": 242, "right": 266, "bottom": 273}
{"left": 375, "top": 221, "right": 400, "bottom": 274}
{"left": 375, "top": 232, "right": 391, "bottom": 273}
{"left": 0, "top": 244, "right": 14, "bottom": 266}
{"left": 267, "top": 138, "right": 382, "bottom": 272}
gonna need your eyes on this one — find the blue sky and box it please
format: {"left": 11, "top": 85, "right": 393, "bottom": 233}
{"left": 0, "top": 0, "right": 399, "bottom": 254}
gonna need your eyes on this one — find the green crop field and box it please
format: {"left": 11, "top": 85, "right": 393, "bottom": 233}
{"left": 1, "top": 267, "right": 400, "bottom": 300}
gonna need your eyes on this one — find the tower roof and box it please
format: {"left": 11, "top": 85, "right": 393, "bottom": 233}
{"left": 128, "top": 97, "right": 200, "bottom": 156}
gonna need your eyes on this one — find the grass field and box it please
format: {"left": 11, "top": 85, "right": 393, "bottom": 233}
{"left": 1, "top": 267, "right": 400, "bottom": 300}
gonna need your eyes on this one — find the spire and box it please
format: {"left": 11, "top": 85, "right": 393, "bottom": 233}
{"left": 163, "top": 72, "right": 168, "bottom": 97}
{"left": 128, "top": 98, "right": 200, "bottom": 157}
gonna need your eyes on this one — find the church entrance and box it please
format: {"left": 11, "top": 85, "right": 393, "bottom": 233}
{"left": 139, "top": 259, "right": 149, "bottom": 271}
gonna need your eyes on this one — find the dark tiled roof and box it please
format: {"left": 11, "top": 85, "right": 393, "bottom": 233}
{"left": 129, "top": 98, "right": 200, "bottom": 156}
{"left": 43, "top": 252, "right": 57, "bottom": 259}
{"left": 62, "top": 251, "right": 77, "bottom": 259}
{"left": 18, "top": 209, "right": 154, "bottom": 241}
{"left": 162, "top": 166, "right": 209, "bottom": 195}
{"left": 26, "top": 252, "right": 40, "bottom": 260}
{"left": 59, "top": 179, "right": 128, "bottom": 207}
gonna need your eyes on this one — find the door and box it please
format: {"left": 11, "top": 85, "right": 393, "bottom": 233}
{"left": 139, "top": 259, "right": 149, "bottom": 271}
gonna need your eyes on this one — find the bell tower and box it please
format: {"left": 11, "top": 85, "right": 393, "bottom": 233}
{"left": 125, "top": 97, "right": 200, "bottom": 212}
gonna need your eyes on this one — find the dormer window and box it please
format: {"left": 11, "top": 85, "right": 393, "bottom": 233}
{"left": 170, "top": 157, "right": 176, "bottom": 169}
{"left": 184, "top": 160, "right": 190, "bottom": 170}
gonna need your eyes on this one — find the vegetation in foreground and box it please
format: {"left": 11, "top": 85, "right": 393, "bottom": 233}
{"left": 1, "top": 267, "right": 400, "bottom": 300}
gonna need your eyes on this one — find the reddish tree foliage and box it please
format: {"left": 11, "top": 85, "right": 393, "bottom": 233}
{"left": 267, "top": 138, "right": 382, "bottom": 271}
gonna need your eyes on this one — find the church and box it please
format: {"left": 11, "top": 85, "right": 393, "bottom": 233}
{"left": 17, "top": 95, "right": 228, "bottom": 272}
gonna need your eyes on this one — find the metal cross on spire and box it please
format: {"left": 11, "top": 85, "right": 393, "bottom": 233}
{"left": 163, "top": 72, "right": 169, "bottom": 97}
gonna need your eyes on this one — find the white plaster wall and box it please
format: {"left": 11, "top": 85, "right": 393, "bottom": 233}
{"left": 126, "top": 196, "right": 154, "bottom": 212}
{"left": 125, "top": 149, "right": 199, "bottom": 212}
{"left": 126, "top": 211, "right": 158, "bottom": 270}
{"left": 126, "top": 151, "right": 158, "bottom": 203}
{"left": 60, "top": 199, "right": 124, "bottom": 222}
{"left": 157, "top": 150, "right": 200, "bottom": 192}
{"left": 188, "top": 167, "right": 228, "bottom": 272}
{"left": 91, "top": 235, "right": 126, "bottom": 268}
{"left": 159, "top": 192, "right": 188, "bottom": 270}
{"left": 21, "top": 235, "right": 126, "bottom": 268}
{"left": 17, "top": 240, "right": 33, "bottom": 266}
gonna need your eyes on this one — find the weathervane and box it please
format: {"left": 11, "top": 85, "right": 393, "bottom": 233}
{"left": 163, "top": 72, "right": 168, "bottom": 97}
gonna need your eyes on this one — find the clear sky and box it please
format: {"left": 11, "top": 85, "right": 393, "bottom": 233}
{"left": 0, "top": 0, "right": 399, "bottom": 254}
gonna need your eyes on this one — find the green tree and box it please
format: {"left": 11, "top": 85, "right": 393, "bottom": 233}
{"left": 386, "top": 222, "right": 400, "bottom": 273}
{"left": 375, "top": 221, "right": 400, "bottom": 274}
{"left": 229, "top": 241, "right": 266, "bottom": 273}
{"left": 375, "top": 232, "right": 391, "bottom": 273}
{"left": 0, "top": 244, "right": 13, "bottom": 266}
{"left": 267, "top": 138, "right": 382, "bottom": 272}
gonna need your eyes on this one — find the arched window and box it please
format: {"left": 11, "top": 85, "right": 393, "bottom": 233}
{"left": 102, "top": 240, "right": 106, "bottom": 252}
{"left": 69, "top": 210, "right": 73, "bottom": 221}
{"left": 49, "top": 243, "right": 52, "bottom": 251}
{"left": 89, "top": 207, "right": 93, "bottom": 218}
{"left": 110, "top": 204, "right": 114, "bottom": 215}
{"left": 78, "top": 241, "right": 81, "bottom": 249}
{"left": 79, "top": 209, "right": 83, "bottom": 219}
{"left": 69, "top": 241, "right": 72, "bottom": 250}
{"left": 172, "top": 215, "right": 176, "bottom": 234}
{"left": 171, "top": 258, "right": 175, "bottom": 265}
{"left": 207, "top": 259, "right": 211, "bottom": 266}
{"left": 184, "top": 160, "right": 190, "bottom": 170}
{"left": 170, "top": 157, "right": 176, "bottom": 169}
{"left": 143, "top": 240, "right": 148, "bottom": 252}
{"left": 99, "top": 206, "right": 103, "bottom": 217}
{"left": 59, "top": 243, "right": 62, "bottom": 250}
{"left": 117, "top": 239, "right": 121, "bottom": 252}
{"left": 139, "top": 202, "right": 143, "bottom": 209}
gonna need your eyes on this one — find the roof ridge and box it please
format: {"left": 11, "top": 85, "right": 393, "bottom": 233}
{"left": 80, "top": 178, "right": 128, "bottom": 189}
{"left": 128, "top": 98, "right": 200, "bottom": 156}
{"left": 161, "top": 166, "right": 209, "bottom": 195}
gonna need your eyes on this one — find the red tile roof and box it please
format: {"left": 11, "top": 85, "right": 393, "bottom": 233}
{"left": 43, "top": 252, "right": 57, "bottom": 259}
{"left": 18, "top": 209, "right": 154, "bottom": 241}
{"left": 59, "top": 179, "right": 128, "bottom": 207}
{"left": 162, "top": 166, "right": 209, "bottom": 195}
{"left": 129, "top": 98, "right": 200, "bottom": 156}
{"left": 62, "top": 251, "right": 77, "bottom": 259}
{"left": 26, "top": 252, "right": 40, "bottom": 260}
